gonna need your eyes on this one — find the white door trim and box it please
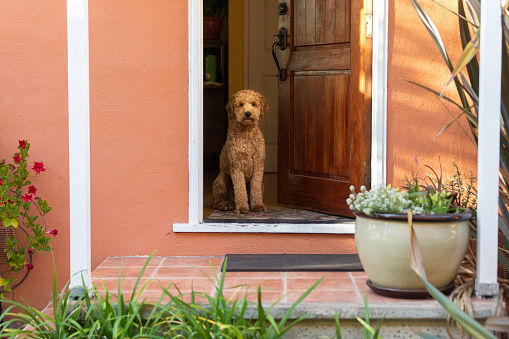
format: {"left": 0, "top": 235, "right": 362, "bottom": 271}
{"left": 178, "top": 0, "right": 387, "bottom": 233}
{"left": 67, "top": 0, "right": 92, "bottom": 288}
{"left": 371, "top": 0, "right": 388, "bottom": 187}
{"left": 188, "top": 0, "right": 204, "bottom": 226}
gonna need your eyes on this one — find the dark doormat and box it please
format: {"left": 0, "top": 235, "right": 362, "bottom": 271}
{"left": 205, "top": 209, "right": 353, "bottom": 224}
{"left": 223, "top": 254, "right": 363, "bottom": 272}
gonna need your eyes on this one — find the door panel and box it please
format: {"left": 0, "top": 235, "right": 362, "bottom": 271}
{"left": 294, "top": 0, "right": 350, "bottom": 46}
{"left": 293, "top": 74, "right": 349, "bottom": 177}
{"left": 277, "top": 0, "right": 369, "bottom": 216}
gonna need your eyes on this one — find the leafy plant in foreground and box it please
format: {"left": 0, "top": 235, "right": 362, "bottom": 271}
{"left": 0, "top": 256, "right": 325, "bottom": 338}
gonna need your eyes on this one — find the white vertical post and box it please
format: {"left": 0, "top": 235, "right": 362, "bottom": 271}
{"left": 371, "top": 0, "right": 389, "bottom": 187}
{"left": 188, "top": 0, "right": 204, "bottom": 225}
{"left": 475, "top": 0, "right": 502, "bottom": 297}
{"left": 67, "top": 0, "right": 91, "bottom": 289}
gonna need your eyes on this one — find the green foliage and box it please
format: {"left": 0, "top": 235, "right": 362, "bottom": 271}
{"left": 333, "top": 294, "right": 386, "bottom": 339}
{"left": 0, "top": 140, "right": 55, "bottom": 294}
{"left": 0, "top": 256, "right": 325, "bottom": 338}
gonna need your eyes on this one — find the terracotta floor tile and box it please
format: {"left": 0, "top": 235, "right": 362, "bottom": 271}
{"left": 220, "top": 288, "right": 285, "bottom": 304}
{"left": 349, "top": 271, "right": 369, "bottom": 279}
{"left": 287, "top": 289, "right": 360, "bottom": 303}
{"left": 161, "top": 256, "right": 223, "bottom": 267}
{"left": 154, "top": 266, "right": 219, "bottom": 279}
{"left": 223, "top": 271, "right": 284, "bottom": 279}
{"left": 92, "top": 277, "right": 152, "bottom": 293}
{"left": 287, "top": 276, "right": 354, "bottom": 291}
{"left": 98, "top": 256, "right": 165, "bottom": 268}
{"left": 222, "top": 277, "right": 284, "bottom": 291}
{"left": 285, "top": 271, "right": 351, "bottom": 279}
{"left": 92, "top": 266, "right": 157, "bottom": 279}
{"left": 150, "top": 277, "right": 217, "bottom": 293}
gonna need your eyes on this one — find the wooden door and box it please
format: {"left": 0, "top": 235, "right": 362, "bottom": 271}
{"left": 277, "top": 0, "right": 371, "bottom": 216}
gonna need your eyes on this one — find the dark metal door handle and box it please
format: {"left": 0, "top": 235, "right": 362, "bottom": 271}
{"left": 272, "top": 28, "right": 287, "bottom": 81}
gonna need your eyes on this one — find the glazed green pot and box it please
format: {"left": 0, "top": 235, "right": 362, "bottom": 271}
{"left": 354, "top": 210, "right": 472, "bottom": 290}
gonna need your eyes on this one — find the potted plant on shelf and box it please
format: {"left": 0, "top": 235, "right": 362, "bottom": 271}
{"left": 348, "top": 174, "right": 472, "bottom": 299}
{"left": 203, "top": 0, "right": 228, "bottom": 40}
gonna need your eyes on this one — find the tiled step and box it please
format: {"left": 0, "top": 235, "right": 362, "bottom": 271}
{"left": 88, "top": 256, "right": 498, "bottom": 338}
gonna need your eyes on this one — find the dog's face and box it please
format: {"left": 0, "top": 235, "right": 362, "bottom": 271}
{"left": 226, "top": 90, "right": 269, "bottom": 126}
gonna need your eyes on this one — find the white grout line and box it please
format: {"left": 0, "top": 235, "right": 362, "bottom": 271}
{"left": 349, "top": 272, "right": 362, "bottom": 304}
{"left": 283, "top": 272, "right": 287, "bottom": 303}
{"left": 148, "top": 257, "right": 167, "bottom": 280}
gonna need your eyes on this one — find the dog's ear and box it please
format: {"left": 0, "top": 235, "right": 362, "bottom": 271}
{"left": 225, "top": 97, "right": 235, "bottom": 120}
{"left": 258, "top": 93, "right": 269, "bottom": 121}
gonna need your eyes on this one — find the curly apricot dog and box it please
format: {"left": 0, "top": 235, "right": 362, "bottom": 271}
{"left": 213, "top": 90, "right": 269, "bottom": 214}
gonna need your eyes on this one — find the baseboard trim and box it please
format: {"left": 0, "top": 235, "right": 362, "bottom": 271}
{"left": 172, "top": 222, "right": 355, "bottom": 234}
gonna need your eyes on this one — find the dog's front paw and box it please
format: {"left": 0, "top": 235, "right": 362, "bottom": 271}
{"left": 235, "top": 204, "right": 250, "bottom": 214}
{"left": 251, "top": 204, "right": 267, "bottom": 212}
{"left": 216, "top": 201, "right": 234, "bottom": 211}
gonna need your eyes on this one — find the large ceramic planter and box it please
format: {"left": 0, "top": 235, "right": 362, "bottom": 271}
{"left": 354, "top": 210, "right": 472, "bottom": 292}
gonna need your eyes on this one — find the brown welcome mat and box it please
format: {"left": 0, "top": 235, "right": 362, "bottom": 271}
{"left": 205, "top": 209, "right": 353, "bottom": 224}
{"left": 222, "top": 254, "right": 363, "bottom": 272}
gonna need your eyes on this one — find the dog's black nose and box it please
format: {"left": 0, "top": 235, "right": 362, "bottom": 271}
{"left": 245, "top": 112, "right": 251, "bottom": 118}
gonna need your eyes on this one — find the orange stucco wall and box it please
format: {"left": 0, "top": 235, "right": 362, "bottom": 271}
{"left": 386, "top": 0, "right": 477, "bottom": 185}
{"left": 0, "top": 1, "right": 69, "bottom": 309}
{"left": 0, "top": 0, "right": 478, "bottom": 310}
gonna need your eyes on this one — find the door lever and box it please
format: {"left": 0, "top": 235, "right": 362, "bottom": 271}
{"left": 272, "top": 28, "right": 287, "bottom": 81}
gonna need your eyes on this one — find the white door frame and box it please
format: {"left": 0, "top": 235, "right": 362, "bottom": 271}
{"left": 175, "top": 0, "right": 387, "bottom": 233}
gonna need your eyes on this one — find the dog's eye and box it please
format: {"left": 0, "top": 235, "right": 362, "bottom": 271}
{"left": 239, "top": 103, "right": 244, "bottom": 107}
{"left": 252, "top": 102, "right": 257, "bottom": 107}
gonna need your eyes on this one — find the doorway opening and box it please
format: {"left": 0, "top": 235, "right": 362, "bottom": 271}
{"left": 203, "top": 0, "right": 289, "bottom": 220}
{"left": 201, "top": 0, "right": 371, "bottom": 223}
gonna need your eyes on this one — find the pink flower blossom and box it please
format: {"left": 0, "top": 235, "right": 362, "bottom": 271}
{"left": 48, "top": 229, "right": 58, "bottom": 237}
{"left": 18, "top": 140, "right": 26, "bottom": 150}
{"left": 28, "top": 247, "right": 34, "bottom": 255}
{"left": 28, "top": 186, "right": 37, "bottom": 194}
{"left": 32, "top": 162, "right": 45, "bottom": 174}
{"left": 13, "top": 153, "right": 21, "bottom": 163}
{"left": 21, "top": 194, "right": 33, "bottom": 202}
{"left": 25, "top": 263, "right": 34, "bottom": 271}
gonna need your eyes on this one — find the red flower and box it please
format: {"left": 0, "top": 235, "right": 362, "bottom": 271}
{"left": 32, "top": 162, "right": 45, "bottom": 174}
{"left": 25, "top": 263, "right": 34, "bottom": 271}
{"left": 28, "top": 185, "right": 37, "bottom": 194}
{"left": 0, "top": 179, "right": 2, "bottom": 185}
{"left": 13, "top": 153, "right": 21, "bottom": 163}
{"left": 21, "top": 194, "right": 33, "bottom": 202}
{"left": 18, "top": 140, "right": 26, "bottom": 150}
{"left": 28, "top": 247, "right": 34, "bottom": 255}
{"left": 48, "top": 229, "right": 58, "bottom": 237}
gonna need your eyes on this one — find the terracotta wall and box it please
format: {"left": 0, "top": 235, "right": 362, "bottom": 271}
{"left": 88, "top": 0, "right": 190, "bottom": 265}
{"left": 0, "top": 1, "right": 69, "bottom": 310}
{"left": 386, "top": 0, "right": 477, "bottom": 186}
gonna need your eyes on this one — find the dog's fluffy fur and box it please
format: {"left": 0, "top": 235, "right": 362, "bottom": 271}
{"left": 213, "top": 90, "right": 269, "bottom": 214}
